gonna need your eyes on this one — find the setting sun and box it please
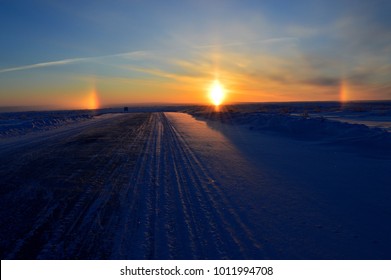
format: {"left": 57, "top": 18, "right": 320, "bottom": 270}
{"left": 209, "top": 80, "right": 225, "bottom": 106}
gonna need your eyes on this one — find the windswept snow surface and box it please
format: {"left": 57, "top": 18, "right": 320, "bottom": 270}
{"left": 0, "top": 106, "right": 183, "bottom": 138}
{"left": 0, "top": 110, "right": 96, "bottom": 138}
{"left": 1, "top": 110, "right": 390, "bottom": 259}
{"left": 189, "top": 107, "right": 391, "bottom": 154}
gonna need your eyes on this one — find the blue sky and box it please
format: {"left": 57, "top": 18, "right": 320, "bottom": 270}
{"left": 1, "top": 0, "right": 390, "bottom": 108}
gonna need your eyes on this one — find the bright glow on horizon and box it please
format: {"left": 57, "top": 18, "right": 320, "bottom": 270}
{"left": 1, "top": 1, "right": 390, "bottom": 108}
{"left": 85, "top": 88, "right": 100, "bottom": 110}
{"left": 209, "top": 80, "right": 225, "bottom": 106}
{"left": 339, "top": 79, "right": 349, "bottom": 103}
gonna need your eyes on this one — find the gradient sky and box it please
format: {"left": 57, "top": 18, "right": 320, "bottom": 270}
{"left": 1, "top": 0, "right": 391, "bottom": 109}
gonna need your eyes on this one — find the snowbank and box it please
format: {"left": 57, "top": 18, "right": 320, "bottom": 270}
{"left": 190, "top": 110, "right": 391, "bottom": 150}
{"left": 0, "top": 110, "right": 95, "bottom": 138}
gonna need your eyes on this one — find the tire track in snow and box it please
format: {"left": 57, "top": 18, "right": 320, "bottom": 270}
{"left": 1, "top": 112, "right": 263, "bottom": 259}
{"left": 116, "top": 113, "right": 263, "bottom": 259}
{"left": 163, "top": 113, "right": 263, "bottom": 258}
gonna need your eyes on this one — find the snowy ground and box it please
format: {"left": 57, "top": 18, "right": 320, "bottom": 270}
{"left": 0, "top": 103, "right": 390, "bottom": 259}
{"left": 0, "top": 105, "right": 184, "bottom": 138}
{"left": 172, "top": 111, "right": 391, "bottom": 259}
{"left": 0, "top": 110, "right": 97, "bottom": 138}
{"left": 187, "top": 101, "right": 391, "bottom": 153}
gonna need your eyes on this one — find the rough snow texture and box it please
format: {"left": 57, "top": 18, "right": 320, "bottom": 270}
{"left": 0, "top": 110, "right": 95, "bottom": 138}
{"left": 0, "top": 113, "right": 264, "bottom": 259}
{"left": 188, "top": 101, "right": 391, "bottom": 153}
{"left": 0, "top": 106, "right": 185, "bottom": 138}
{"left": 1, "top": 104, "right": 390, "bottom": 260}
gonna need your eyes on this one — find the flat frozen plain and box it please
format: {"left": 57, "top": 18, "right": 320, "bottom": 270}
{"left": 0, "top": 104, "right": 390, "bottom": 259}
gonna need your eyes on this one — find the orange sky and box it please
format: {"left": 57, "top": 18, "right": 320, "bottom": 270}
{"left": 1, "top": 1, "right": 390, "bottom": 109}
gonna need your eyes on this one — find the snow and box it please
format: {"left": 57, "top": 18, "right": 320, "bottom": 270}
{"left": 317, "top": 112, "right": 391, "bottom": 132}
{"left": 187, "top": 102, "right": 391, "bottom": 153}
{"left": 0, "top": 105, "right": 185, "bottom": 139}
{"left": 0, "top": 110, "right": 96, "bottom": 138}
{"left": 0, "top": 102, "right": 390, "bottom": 260}
{"left": 180, "top": 110, "right": 391, "bottom": 259}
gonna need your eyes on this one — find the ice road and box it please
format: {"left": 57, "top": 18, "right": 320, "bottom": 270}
{"left": 0, "top": 112, "right": 390, "bottom": 259}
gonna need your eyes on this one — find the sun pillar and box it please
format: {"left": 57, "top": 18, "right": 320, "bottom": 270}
{"left": 339, "top": 79, "right": 349, "bottom": 103}
{"left": 86, "top": 86, "right": 100, "bottom": 110}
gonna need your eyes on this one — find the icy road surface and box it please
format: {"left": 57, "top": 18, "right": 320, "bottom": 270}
{"left": 0, "top": 112, "right": 390, "bottom": 259}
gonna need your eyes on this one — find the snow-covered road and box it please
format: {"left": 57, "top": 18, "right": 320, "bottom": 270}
{"left": 1, "top": 112, "right": 390, "bottom": 259}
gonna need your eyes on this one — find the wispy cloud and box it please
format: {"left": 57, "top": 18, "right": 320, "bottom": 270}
{"left": 0, "top": 58, "right": 85, "bottom": 73}
{"left": 193, "top": 42, "right": 244, "bottom": 49}
{"left": 259, "top": 37, "right": 299, "bottom": 44}
{"left": 192, "top": 37, "right": 298, "bottom": 50}
{"left": 0, "top": 51, "right": 147, "bottom": 74}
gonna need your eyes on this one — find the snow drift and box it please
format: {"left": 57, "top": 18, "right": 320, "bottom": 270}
{"left": 0, "top": 111, "right": 95, "bottom": 138}
{"left": 190, "top": 110, "right": 391, "bottom": 150}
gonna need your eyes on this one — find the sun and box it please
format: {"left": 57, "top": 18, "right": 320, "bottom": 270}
{"left": 209, "top": 80, "right": 225, "bottom": 106}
